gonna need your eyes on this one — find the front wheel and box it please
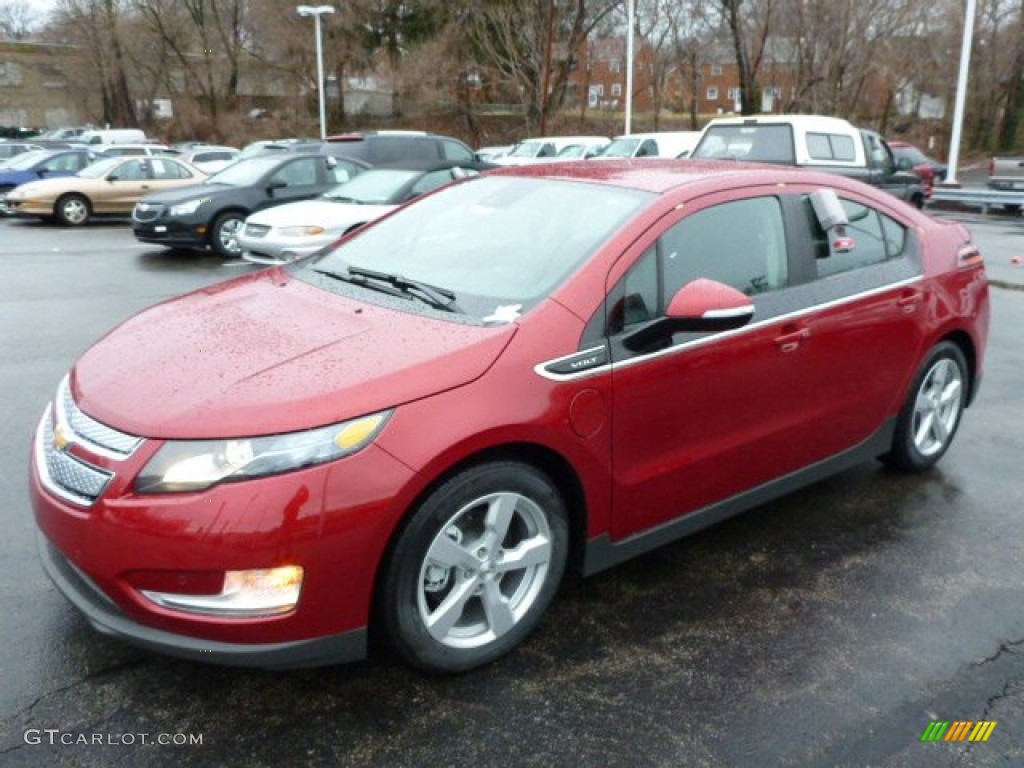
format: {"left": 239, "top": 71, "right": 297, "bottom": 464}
{"left": 209, "top": 211, "right": 246, "bottom": 258}
{"left": 378, "top": 462, "right": 569, "bottom": 673}
{"left": 56, "top": 194, "right": 91, "bottom": 226}
{"left": 882, "top": 341, "right": 968, "bottom": 472}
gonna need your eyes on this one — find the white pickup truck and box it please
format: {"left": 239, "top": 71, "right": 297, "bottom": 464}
{"left": 690, "top": 114, "right": 927, "bottom": 207}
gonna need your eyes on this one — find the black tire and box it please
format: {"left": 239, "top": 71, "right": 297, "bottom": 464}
{"left": 882, "top": 341, "right": 968, "bottom": 472}
{"left": 56, "top": 194, "right": 91, "bottom": 226}
{"left": 1003, "top": 204, "right": 1022, "bottom": 215}
{"left": 378, "top": 461, "right": 569, "bottom": 673}
{"left": 209, "top": 211, "right": 246, "bottom": 258}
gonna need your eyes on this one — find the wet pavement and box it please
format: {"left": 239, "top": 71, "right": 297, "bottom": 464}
{"left": 0, "top": 212, "right": 1023, "bottom": 767}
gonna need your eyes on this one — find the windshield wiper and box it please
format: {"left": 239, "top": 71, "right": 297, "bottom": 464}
{"left": 312, "top": 266, "right": 462, "bottom": 313}
{"left": 348, "top": 266, "right": 462, "bottom": 313}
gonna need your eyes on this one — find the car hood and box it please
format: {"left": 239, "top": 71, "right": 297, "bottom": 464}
{"left": 6, "top": 176, "right": 83, "bottom": 197}
{"left": 140, "top": 183, "right": 238, "bottom": 206}
{"left": 71, "top": 270, "right": 517, "bottom": 439}
{"left": 0, "top": 170, "right": 33, "bottom": 184}
{"left": 246, "top": 199, "right": 396, "bottom": 228}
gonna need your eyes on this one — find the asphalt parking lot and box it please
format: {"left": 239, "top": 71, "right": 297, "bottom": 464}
{"left": 1, "top": 209, "right": 1023, "bottom": 767}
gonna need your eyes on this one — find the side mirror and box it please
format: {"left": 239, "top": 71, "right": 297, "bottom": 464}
{"left": 623, "top": 279, "right": 754, "bottom": 351}
{"left": 266, "top": 180, "right": 287, "bottom": 195}
{"left": 106, "top": 174, "right": 119, "bottom": 182}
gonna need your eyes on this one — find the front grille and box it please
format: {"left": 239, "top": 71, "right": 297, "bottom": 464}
{"left": 37, "top": 410, "right": 114, "bottom": 506}
{"left": 58, "top": 378, "right": 142, "bottom": 457}
{"left": 244, "top": 223, "right": 270, "bottom": 238}
{"left": 133, "top": 202, "right": 163, "bottom": 222}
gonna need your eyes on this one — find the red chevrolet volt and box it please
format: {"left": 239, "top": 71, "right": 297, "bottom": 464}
{"left": 31, "top": 160, "right": 989, "bottom": 672}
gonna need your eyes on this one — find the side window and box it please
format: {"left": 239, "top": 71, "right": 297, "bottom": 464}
{"left": 805, "top": 132, "right": 856, "bottom": 161}
{"left": 610, "top": 246, "right": 659, "bottom": 331}
{"left": 370, "top": 137, "right": 438, "bottom": 164}
{"left": 637, "top": 139, "right": 657, "bottom": 157}
{"left": 271, "top": 158, "right": 318, "bottom": 187}
{"left": 608, "top": 197, "right": 788, "bottom": 335}
{"left": 151, "top": 159, "right": 192, "bottom": 180}
{"left": 114, "top": 160, "right": 146, "bottom": 180}
{"left": 661, "top": 196, "right": 788, "bottom": 298}
{"left": 409, "top": 170, "right": 455, "bottom": 198}
{"left": 810, "top": 197, "right": 904, "bottom": 278}
{"left": 442, "top": 139, "right": 474, "bottom": 161}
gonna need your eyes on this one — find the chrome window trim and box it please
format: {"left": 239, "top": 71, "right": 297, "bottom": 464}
{"left": 534, "top": 275, "right": 924, "bottom": 383}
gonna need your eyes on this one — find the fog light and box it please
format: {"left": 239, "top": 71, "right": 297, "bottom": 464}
{"left": 140, "top": 565, "right": 303, "bottom": 617}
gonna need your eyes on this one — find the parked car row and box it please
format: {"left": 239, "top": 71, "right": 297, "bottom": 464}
{"left": 485, "top": 131, "right": 700, "bottom": 165}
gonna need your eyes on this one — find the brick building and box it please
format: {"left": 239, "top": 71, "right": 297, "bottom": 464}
{"left": 0, "top": 41, "right": 83, "bottom": 129}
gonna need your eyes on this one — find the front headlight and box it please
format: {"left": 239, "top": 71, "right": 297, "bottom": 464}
{"left": 169, "top": 198, "right": 204, "bottom": 216}
{"left": 135, "top": 411, "right": 391, "bottom": 493}
{"left": 278, "top": 225, "right": 326, "bottom": 237}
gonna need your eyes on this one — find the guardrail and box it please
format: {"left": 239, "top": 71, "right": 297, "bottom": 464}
{"left": 927, "top": 186, "right": 1024, "bottom": 214}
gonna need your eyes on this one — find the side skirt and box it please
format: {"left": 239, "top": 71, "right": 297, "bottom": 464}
{"left": 582, "top": 419, "right": 896, "bottom": 577}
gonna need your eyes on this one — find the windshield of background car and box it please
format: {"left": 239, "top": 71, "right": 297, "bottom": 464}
{"left": 2, "top": 150, "right": 48, "bottom": 170}
{"left": 305, "top": 175, "right": 653, "bottom": 319}
{"left": 508, "top": 141, "right": 545, "bottom": 158}
{"left": 206, "top": 156, "right": 283, "bottom": 186}
{"left": 323, "top": 169, "right": 419, "bottom": 203}
{"left": 78, "top": 157, "right": 123, "bottom": 178}
{"left": 598, "top": 138, "right": 642, "bottom": 158}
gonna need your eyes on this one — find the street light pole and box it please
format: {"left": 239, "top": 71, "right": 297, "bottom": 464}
{"left": 943, "top": 0, "right": 976, "bottom": 186}
{"left": 624, "top": 0, "right": 634, "bottom": 135}
{"left": 297, "top": 5, "right": 335, "bottom": 141}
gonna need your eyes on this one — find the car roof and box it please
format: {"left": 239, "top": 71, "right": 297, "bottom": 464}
{"left": 484, "top": 158, "right": 811, "bottom": 194}
{"left": 703, "top": 114, "right": 855, "bottom": 132}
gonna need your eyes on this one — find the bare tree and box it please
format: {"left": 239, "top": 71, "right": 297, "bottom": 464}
{"left": 53, "top": 0, "right": 136, "bottom": 125}
{"left": 0, "top": 0, "right": 36, "bottom": 38}
{"left": 467, "top": 0, "right": 618, "bottom": 135}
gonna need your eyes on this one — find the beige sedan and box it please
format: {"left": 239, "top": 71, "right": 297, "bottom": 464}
{"left": 5, "top": 155, "right": 207, "bottom": 225}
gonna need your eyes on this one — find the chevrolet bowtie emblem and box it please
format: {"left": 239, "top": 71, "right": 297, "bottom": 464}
{"left": 53, "top": 422, "right": 72, "bottom": 451}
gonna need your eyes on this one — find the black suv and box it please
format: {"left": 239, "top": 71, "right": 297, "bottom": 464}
{"left": 324, "top": 131, "right": 478, "bottom": 165}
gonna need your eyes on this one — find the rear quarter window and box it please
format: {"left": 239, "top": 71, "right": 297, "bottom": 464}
{"left": 369, "top": 137, "right": 440, "bottom": 165}
{"left": 806, "top": 132, "right": 857, "bottom": 162}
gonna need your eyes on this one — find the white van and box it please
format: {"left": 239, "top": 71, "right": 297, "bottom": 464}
{"left": 594, "top": 131, "right": 701, "bottom": 159}
{"left": 493, "top": 135, "right": 610, "bottom": 165}
{"left": 79, "top": 129, "right": 148, "bottom": 145}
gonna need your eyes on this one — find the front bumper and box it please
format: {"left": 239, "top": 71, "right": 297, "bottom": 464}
{"left": 132, "top": 217, "right": 209, "bottom": 249}
{"left": 31, "top": 395, "right": 416, "bottom": 667}
{"left": 38, "top": 533, "right": 366, "bottom": 669}
{"left": 238, "top": 231, "right": 331, "bottom": 265}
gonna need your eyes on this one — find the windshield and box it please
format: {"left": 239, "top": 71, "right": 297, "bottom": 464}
{"left": 79, "top": 157, "right": 123, "bottom": 178}
{"left": 508, "top": 141, "right": 546, "bottom": 158}
{"left": 557, "top": 145, "right": 586, "bottom": 158}
{"left": 206, "top": 156, "right": 287, "bottom": 186}
{"left": 598, "top": 138, "right": 642, "bottom": 158}
{"left": 323, "top": 169, "right": 420, "bottom": 204}
{"left": 3, "top": 150, "right": 49, "bottom": 170}
{"left": 305, "top": 176, "right": 652, "bottom": 319}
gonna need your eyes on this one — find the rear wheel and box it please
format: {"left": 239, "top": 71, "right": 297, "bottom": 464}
{"left": 882, "top": 341, "right": 967, "bottom": 472}
{"left": 209, "top": 211, "right": 246, "bottom": 258}
{"left": 378, "top": 461, "right": 568, "bottom": 673}
{"left": 56, "top": 194, "right": 91, "bottom": 226}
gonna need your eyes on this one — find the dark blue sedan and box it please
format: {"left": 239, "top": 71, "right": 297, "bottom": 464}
{"left": 0, "top": 149, "right": 94, "bottom": 210}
